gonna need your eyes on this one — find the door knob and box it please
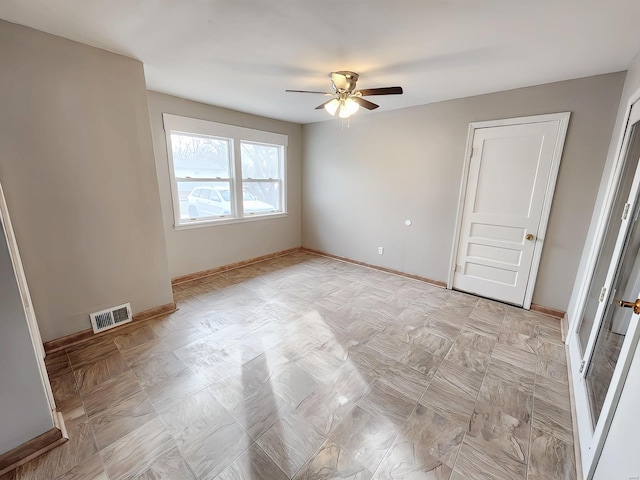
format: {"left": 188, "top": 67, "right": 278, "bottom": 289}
{"left": 614, "top": 297, "right": 640, "bottom": 314}
{"left": 525, "top": 233, "right": 535, "bottom": 241}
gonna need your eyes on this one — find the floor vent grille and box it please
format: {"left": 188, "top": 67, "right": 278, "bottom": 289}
{"left": 90, "top": 303, "right": 132, "bottom": 333}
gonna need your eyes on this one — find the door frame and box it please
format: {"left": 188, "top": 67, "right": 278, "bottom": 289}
{"left": 0, "top": 182, "right": 56, "bottom": 414}
{"left": 447, "top": 112, "right": 571, "bottom": 308}
{"left": 567, "top": 87, "right": 640, "bottom": 478}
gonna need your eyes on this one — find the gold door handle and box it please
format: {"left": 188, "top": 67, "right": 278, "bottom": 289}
{"left": 525, "top": 233, "right": 535, "bottom": 241}
{"left": 614, "top": 297, "right": 640, "bottom": 314}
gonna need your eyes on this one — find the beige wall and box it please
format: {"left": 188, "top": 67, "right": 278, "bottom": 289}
{"left": 302, "top": 72, "right": 625, "bottom": 311}
{"left": 147, "top": 92, "right": 302, "bottom": 279}
{"left": 592, "top": 51, "right": 640, "bottom": 480}
{"left": 0, "top": 21, "right": 174, "bottom": 342}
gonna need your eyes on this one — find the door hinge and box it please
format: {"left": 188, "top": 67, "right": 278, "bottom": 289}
{"left": 622, "top": 203, "right": 631, "bottom": 221}
{"left": 470, "top": 147, "right": 476, "bottom": 159}
{"left": 579, "top": 360, "right": 586, "bottom": 374}
{"left": 599, "top": 286, "right": 607, "bottom": 302}
{"left": 455, "top": 264, "right": 462, "bottom": 272}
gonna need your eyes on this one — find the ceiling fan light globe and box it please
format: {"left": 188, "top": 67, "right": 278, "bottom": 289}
{"left": 324, "top": 98, "right": 340, "bottom": 116}
{"left": 339, "top": 97, "right": 360, "bottom": 118}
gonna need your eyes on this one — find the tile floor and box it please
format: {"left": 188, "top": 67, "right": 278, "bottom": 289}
{"left": 1, "top": 251, "right": 577, "bottom": 479}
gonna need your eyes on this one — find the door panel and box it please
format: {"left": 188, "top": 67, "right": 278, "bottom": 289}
{"left": 454, "top": 118, "right": 566, "bottom": 305}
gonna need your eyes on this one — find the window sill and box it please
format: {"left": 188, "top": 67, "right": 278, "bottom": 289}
{"left": 173, "top": 212, "right": 288, "bottom": 230}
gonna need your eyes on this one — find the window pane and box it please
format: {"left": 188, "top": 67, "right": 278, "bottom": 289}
{"left": 171, "top": 133, "right": 230, "bottom": 178}
{"left": 177, "top": 181, "right": 233, "bottom": 219}
{"left": 241, "top": 142, "right": 280, "bottom": 179}
{"left": 242, "top": 181, "right": 280, "bottom": 215}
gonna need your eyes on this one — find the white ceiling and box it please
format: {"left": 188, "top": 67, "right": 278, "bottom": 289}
{"left": 2, "top": 0, "right": 640, "bottom": 124}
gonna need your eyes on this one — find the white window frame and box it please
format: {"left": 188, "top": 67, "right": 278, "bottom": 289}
{"left": 163, "top": 113, "right": 288, "bottom": 229}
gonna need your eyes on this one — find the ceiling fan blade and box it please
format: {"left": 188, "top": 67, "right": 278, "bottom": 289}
{"left": 285, "top": 89, "right": 333, "bottom": 94}
{"left": 351, "top": 97, "right": 379, "bottom": 110}
{"left": 314, "top": 99, "right": 336, "bottom": 110}
{"left": 356, "top": 86, "right": 403, "bottom": 96}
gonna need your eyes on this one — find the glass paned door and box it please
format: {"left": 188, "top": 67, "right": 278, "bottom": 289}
{"left": 577, "top": 126, "right": 640, "bottom": 356}
{"left": 570, "top": 101, "right": 640, "bottom": 478}
{"left": 584, "top": 194, "right": 640, "bottom": 424}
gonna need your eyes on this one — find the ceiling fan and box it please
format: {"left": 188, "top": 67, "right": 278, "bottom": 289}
{"left": 286, "top": 71, "right": 403, "bottom": 119}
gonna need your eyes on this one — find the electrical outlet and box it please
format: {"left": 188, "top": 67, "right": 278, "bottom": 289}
{"left": 378, "top": 247, "right": 384, "bottom": 255}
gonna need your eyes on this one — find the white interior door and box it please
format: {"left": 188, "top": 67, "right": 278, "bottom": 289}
{"left": 569, "top": 101, "right": 640, "bottom": 478}
{"left": 452, "top": 114, "right": 569, "bottom": 306}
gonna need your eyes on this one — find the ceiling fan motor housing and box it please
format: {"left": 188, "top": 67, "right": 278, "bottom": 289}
{"left": 331, "top": 71, "right": 359, "bottom": 93}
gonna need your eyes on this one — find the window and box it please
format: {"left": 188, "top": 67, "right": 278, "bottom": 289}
{"left": 163, "top": 114, "right": 287, "bottom": 227}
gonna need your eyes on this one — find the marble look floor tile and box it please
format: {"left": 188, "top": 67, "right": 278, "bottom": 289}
{"left": 101, "top": 417, "right": 175, "bottom": 480}
{"left": 491, "top": 343, "right": 537, "bottom": 373}
{"left": 443, "top": 344, "right": 491, "bottom": 374}
{"left": 208, "top": 366, "right": 266, "bottom": 411}
{"left": 348, "top": 345, "right": 395, "bottom": 379}
{"left": 49, "top": 372, "right": 83, "bottom": 416}
{"left": 358, "top": 381, "right": 416, "bottom": 426}
{"left": 531, "top": 397, "right": 573, "bottom": 444}
{"left": 421, "top": 312, "right": 464, "bottom": 341}
{"left": 296, "top": 384, "right": 355, "bottom": 435}
{"left": 536, "top": 339, "right": 567, "bottom": 364}
{"left": 269, "top": 362, "right": 319, "bottom": 409}
{"left": 398, "top": 346, "right": 443, "bottom": 377}
{"left": 231, "top": 382, "right": 291, "bottom": 440}
{"left": 293, "top": 439, "right": 373, "bottom": 480}
{"left": 483, "top": 358, "right": 535, "bottom": 395}
{"left": 366, "top": 334, "right": 408, "bottom": 361}
{"left": 527, "top": 428, "right": 576, "bottom": 480}
{"left": 242, "top": 349, "right": 290, "bottom": 383}
{"left": 16, "top": 415, "right": 98, "bottom": 480}
{"left": 477, "top": 376, "right": 533, "bottom": 424}
{"left": 536, "top": 357, "right": 569, "bottom": 384}
{"left": 160, "top": 388, "right": 230, "bottom": 447}
{"left": 330, "top": 406, "right": 399, "bottom": 473}
{"left": 421, "top": 359, "right": 484, "bottom": 424}
{"left": 327, "top": 363, "right": 376, "bottom": 403}
{"left": 453, "top": 434, "right": 527, "bottom": 480}
{"left": 497, "top": 332, "right": 537, "bottom": 354}
{"left": 401, "top": 403, "right": 465, "bottom": 469}
{"left": 72, "top": 351, "right": 130, "bottom": 394}
{"left": 182, "top": 420, "right": 252, "bottom": 480}
{"left": 374, "top": 437, "right": 452, "bottom": 480}
{"left": 66, "top": 337, "right": 119, "bottom": 368}
{"left": 112, "top": 325, "right": 159, "bottom": 352}
{"left": 467, "top": 402, "right": 530, "bottom": 465}
{"left": 53, "top": 453, "right": 106, "bottom": 480}
{"left": 131, "top": 351, "right": 187, "bottom": 388}
{"left": 144, "top": 367, "right": 205, "bottom": 412}
{"left": 90, "top": 390, "right": 157, "bottom": 450}
{"left": 534, "top": 375, "right": 571, "bottom": 411}
{"left": 216, "top": 443, "right": 288, "bottom": 480}
{"left": 501, "top": 316, "right": 537, "bottom": 337}
{"left": 120, "top": 338, "right": 174, "bottom": 367}
{"left": 454, "top": 330, "right": 497, "bottom": 354}
{"left": 15, "top": 253, "right": 579, "bottom": 480}
{"left": 257, "top": 410, "right": 326, "bottom": 477}
{"left": 410, "top": 331, "right": 453, "bottom": 357}
{"left": 537, "top": 323, "right": 564, "bottom": 345}
{"left": 45, "top": 351, "right": 72, "bottom": 378}
{"left": 82, "top": 369, "right": 142, "bottom": 418}
{"left": 464, "top": 316, "right": 503, "bottom": 336}
{"left": 135, "top": 448, "right": 195, "bottom": 479}
{"left": 377, "top": 360, "right": 431, "bottom": 402}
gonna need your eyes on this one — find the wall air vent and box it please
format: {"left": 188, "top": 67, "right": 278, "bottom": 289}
{"left": 89, "top": 303, "right": 132, "bottom": 333}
